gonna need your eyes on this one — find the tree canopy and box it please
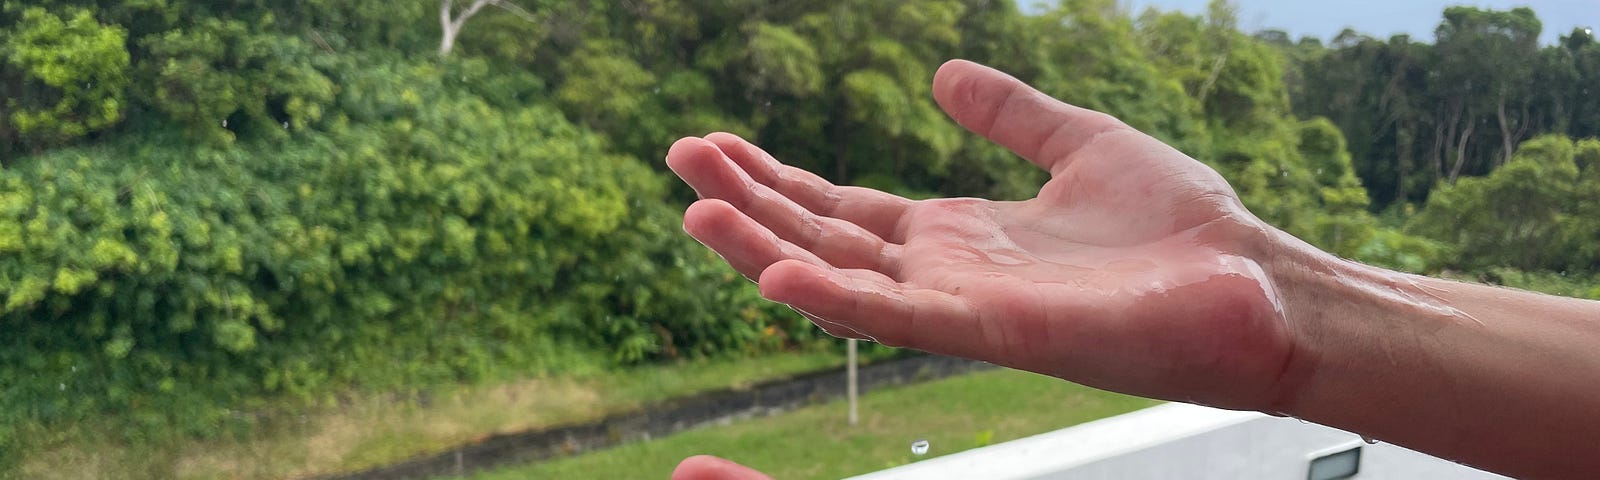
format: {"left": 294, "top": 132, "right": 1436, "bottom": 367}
{"left": 1272, "top": 7, "right": 1600, "bottom": 208}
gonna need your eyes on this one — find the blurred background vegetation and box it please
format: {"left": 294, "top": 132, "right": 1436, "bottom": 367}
{"left": 1, "top": 0, "right": 1597, "bottom": 477}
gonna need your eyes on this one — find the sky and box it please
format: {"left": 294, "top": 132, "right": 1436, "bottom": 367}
{"left": 1115, "top": 0, "right": 1596, "bottom": 45}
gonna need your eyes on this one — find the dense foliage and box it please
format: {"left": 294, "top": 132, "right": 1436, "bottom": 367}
{"left": 1269, "top": 9, "right": 1600, "bottom": 208}
{"left": 0, "top": 52, "right": 808, "bottom": 455}
{"left": 1266, "top": 8, "right": 1600, "bottom": 278}
{"left": 1409, "top": 135, "right": 1600, "bottom": 272}
{"left": 0, "top": 0, "right": 1595, "bottom": 476}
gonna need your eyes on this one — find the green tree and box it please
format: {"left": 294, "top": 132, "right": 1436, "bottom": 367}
{"left": 1288, "top": 32, "right": 1433, "bottom": 207}
{"left": 1559, "top": 28, "right": 1600, "bottom": 140}
{"left": 0, "top": 7, "right": 130, "bottom": 152}
{"left": 1297, "top": 117, "right": 1378, "bottom": 256}
{"left": 1281, "top": 7, "right": 1596, "bottom": 212}
{"left": 788, "top": 0, "right": 967, "bottom": 187}
{"left": 1560, "top": 139, "right": 1600, "bottom": 270}
{"left": 1434, "top": 6, "right": 1542, "bottom": 171}
{"left": 1034, "top": 0, "right": 1204, "bottom": 150}
{"left": 1409, "top": 135, "right": 1590, "bottom": 270}
{"left": 137, "top": 17, "right": 335, "bottom": 144}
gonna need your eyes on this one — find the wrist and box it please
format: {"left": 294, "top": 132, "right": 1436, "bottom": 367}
{"left": 1255, "top": 227, "right": 1600, "bottom": 478}
{"left": 1255, "top": 227, "right": 1452, "bottom": 418}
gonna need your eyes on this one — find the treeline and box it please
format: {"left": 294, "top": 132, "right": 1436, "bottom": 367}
{"left": 0, "top": 0, "right": 1595, "bottom": 472}
{"left": 1267, "top": 9, "right": 1600, "bottom": 208}
{"left": 1265, "top": 7, "right": 1600, "bottom": 277}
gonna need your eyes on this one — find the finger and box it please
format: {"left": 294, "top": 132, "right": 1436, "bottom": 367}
{"left": 787, "top": 266, "right": 904, "bottom": 342}
{"left": 758, "top": 259, "right": 994, "bottom": 360}
{"left": 931, "top": 59, "right": 1148, "bottom": 176}
{"left": 684, "top": 199, "right": 830, "bottom": 281}
{"left": 702, "top": 132, "right": 913, "bottom": 242}
{"left": 683, "top": 201, "right": 903, "bottom": 341}
{"left": 669, "top": 137, "right": 903, "bottom": 273}
{"left": 790, "top": 306, "right": 875, "bottom": 342}
{"left": 672, "top": 455, "right": 773, "bottom": 480}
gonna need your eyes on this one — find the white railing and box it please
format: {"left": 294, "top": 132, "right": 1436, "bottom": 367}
{"left": 850, "top": 403, "right": 1506, "bottom": 480}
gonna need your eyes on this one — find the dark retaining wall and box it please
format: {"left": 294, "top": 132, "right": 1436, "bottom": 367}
{"left": 312, "top": 354, "right": 994, "bottom": 480}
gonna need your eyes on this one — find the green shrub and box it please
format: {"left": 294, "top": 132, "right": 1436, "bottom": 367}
{"left": 0, "top": 54, "right": 803, "bottom": 453}
{"left": 0, "top": 7, "right": 130, "bottom": 150}
{"left": 1480, "top": 268, "right": 1600, "bottom": 300}
{"left": 1409, "top": 135, "right": 1598, "bottom": 271}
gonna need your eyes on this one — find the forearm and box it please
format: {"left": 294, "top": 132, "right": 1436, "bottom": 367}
{"left": 1265, "top": 231, "right": 1600, "bottom": 478}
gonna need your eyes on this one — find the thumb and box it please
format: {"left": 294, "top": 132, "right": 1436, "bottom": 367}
{"left": 931, "top": 59, "right": 1142, "bottom": 176}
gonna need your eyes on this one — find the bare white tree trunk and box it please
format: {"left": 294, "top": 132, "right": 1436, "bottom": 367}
{"left": 439, "top": 0, "right": 541, "bottom": 57}
{"left": 439, "top": 0, "right": 496, "bottom": 57}
{"left": 440, "top": 0, "right": 457, "bottom": 57}
{"left": 1449, "top": 121, "right": 1475, "bottom": 184}
{"left": 1495, "top": 98, "right": 1533, "bottom": 167}
{"left": 1196, "top": 54, "right": 1228, "bottom": 107}
{"left": 1497, "top": 97, "right": 1515, "bottom": 167}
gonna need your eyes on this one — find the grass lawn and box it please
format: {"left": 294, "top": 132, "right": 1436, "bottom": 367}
{"left": 470, "top": 368, "right": 1163, "bottom": 480}
{"left": 21, "top": 350, "right": 854, "bottom": 480}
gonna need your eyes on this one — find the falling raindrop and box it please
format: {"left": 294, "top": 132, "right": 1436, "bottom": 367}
{"left": 910, "top": 439, "right": 929, "bottom": 455}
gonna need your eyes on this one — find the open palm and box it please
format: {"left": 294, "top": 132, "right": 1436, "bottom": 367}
{"left": 667, "top": 60, "right": 1296, "bottom": 411}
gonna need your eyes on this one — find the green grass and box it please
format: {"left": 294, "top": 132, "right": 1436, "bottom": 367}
{"left": 1472, "top": 268, "right": 1600, "bottom": 300}
{"left": 20, "top": 349, "right": 854, "bottom": 480}
{"left": 471, "top": 368, "right": 1163, "bottom": 480}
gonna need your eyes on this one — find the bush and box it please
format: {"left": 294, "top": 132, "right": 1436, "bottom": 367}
{"left": 0, "top": 7, "right": 130, "bottom": 150}
{"left": 0, "top": 54, "right": 805, "bottom": 451}
{"left": 1409, "top": 135, "right": 1598, "bottom": 271}
{"left": 1480, "top": 268, "right": 1600, "bottom": 300}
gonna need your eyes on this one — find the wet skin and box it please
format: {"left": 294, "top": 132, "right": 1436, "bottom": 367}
{"left": 668, "top": 60, "right": 1294, "bottom": 412}
{"left": 667, "top": 60, "right": 1600, "bottom": 479}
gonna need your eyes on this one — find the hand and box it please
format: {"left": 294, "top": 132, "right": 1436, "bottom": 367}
{"left": 667, "top": 60, "right": 1295, "bottom": 411}
{"left": 671, "top": 456, "right": 771, "bottom": 480}
{"left": 668, "top": 59, "right": 1600, "bottom": 480}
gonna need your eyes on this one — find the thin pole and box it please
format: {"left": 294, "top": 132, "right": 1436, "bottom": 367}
{"left": 834, "top": 158, "right": 859, "bottom": 427}
{"left": 848, "top": 338, "right": 859, "bottom": 426}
